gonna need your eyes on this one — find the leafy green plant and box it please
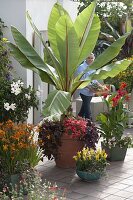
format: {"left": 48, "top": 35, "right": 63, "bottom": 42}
{"left": 73, "top": 147, "right": 108, "bottom": 173}
{"left": 0, "top": 120, "right": 42, "bottom": 175}
{"left": 0, "top": 38, "right": 12, "bottom": 80}
{"left": 0, "top": 18, "right": 6, "bottom": 39}
{"left": 0, "top": 77, "right": 38, "bottom": 123}
{"left": 97, "top": 82, "right": 132, "bottom": 147}
{"left": 8, "top": 1, "right": 132, "bottom": 120}
{"left": 0, "top": 169, "right": 66, "bottom": 200}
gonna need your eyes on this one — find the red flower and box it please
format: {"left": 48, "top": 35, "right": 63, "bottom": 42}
{"left": 120, "top": 82, "right": 127, "bottom": 89}
{"left": 103, "top": 93, "right": 108, "bottom": 99}
{"left": 63, "top": 117, "right": 87, "bottom": 139}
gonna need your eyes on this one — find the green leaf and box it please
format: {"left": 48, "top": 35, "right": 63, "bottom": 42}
{"left": 97, "top": 113, "right": 107, "bottom": 124}
{"left": 56, "top": 15, "right": 79, "bottom": 84}
{"left": 74, "top": 0, "right": 100, "bottom": 64}
{"left": 27, "top": 12, "right": 64, "bottom": 87}
{"left": 8, "top": 43, "right": 55, "bottom": 85}
{"left": 48, "top": 3, "right": 69, "bottom": 64}
{"left": 78, "top": 14, "right": 100, "bottom": 65}
{"left": 91, "top": 59, "right": 132, "bottom": 80}
{"left": 87, "top": 33, "right": 131, "bottom": 71}
{"left": 11, "top": 26, "right": 54, "bottom": 76}
{"left": 42, "top": 90, "right": 71, "bottom": 119}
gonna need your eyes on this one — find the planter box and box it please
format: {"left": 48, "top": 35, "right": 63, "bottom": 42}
{"left": 101, "top": 143, "right": 127, "bottom": 161}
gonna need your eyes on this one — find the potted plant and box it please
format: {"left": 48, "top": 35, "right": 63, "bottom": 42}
{"left": 8, "top": 1, "right": 132, "bottom": 121}
{"left": 8, "top": 1, "right": 132, "bottom": 167}
{"left": 73, "top": 147, "right": 108, "bottom": 181}
{"left": 0, "top": 120, "right": 42, "bottom": 190}
{"left": 38, "top": 117, "right": 99, "bottom": 168}
{"left": 97, "top": 82, "right": 132, "bottom": 161}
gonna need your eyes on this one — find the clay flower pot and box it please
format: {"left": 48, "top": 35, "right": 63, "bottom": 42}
{"left": 55, "top": 134, "right": 84, "bottom": 168}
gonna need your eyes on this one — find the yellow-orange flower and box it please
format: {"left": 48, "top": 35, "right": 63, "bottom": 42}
{"left": 3, "top": 144, "right": 8, "bottom": 151}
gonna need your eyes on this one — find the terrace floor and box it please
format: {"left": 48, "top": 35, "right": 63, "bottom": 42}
{"left": 36, "top": 127, "right": 133, "bottom": 200}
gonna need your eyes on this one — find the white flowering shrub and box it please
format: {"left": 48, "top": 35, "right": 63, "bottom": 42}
{"left": 0, "top": 77, "right": 38, "bottom": 123}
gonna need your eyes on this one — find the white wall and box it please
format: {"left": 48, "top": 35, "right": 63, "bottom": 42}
{"left": 0, "top": 0, "right": 27, "bottom": 84}
{"left": 63, "top": 0, "right": 79, "bottom": 21}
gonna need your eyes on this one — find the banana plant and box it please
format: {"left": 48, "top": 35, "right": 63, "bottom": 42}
{"left": 8, "top": 1, "right": 132, "bottom": 120}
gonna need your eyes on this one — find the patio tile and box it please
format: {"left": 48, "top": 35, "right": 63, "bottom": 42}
{"left": 108, "top": 182, "right": 129, "bottom": 190}
{"left": 118, "top": 179, "right": 133, "bottom": 185}
{"left": 66, "top": 191, "right": 88, "bottom": 199}
{"left": 102, "top": 195, "right": 126, "bottom": 200}
{"left": 113, "top": 190, "right": 133, "bottom": 198}
{"left": 36, "top": 146, "right": 133, "bottom": 199}
{"left": 79, "top": 196, "right": 100, "bottom": 200}
{"left": 127, "top": 196, "right": 133, "bottom": 200}
{"left": 85, "top": 191, "right": 110, "bottom": 198}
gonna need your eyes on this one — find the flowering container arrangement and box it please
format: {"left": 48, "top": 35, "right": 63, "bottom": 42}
{"left": 73, "top": 147, "right": 108, "bottom": 181}
{"left": 38, "top": 117, "right": 99, "bottom": 168}
{"left": 97, "top": 82, "right": 132, "bottom": 161}
{"left": 0, "top": 120, "right": 42, "bottom": 190}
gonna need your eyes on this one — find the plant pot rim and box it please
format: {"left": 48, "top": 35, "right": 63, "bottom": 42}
{"left": 76, "top": 169, "right": 104, "bottom": 174}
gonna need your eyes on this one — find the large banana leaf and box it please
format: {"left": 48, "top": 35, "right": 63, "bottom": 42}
{"left": 48, "top": 3, "right": 69, "bottom": 64}
{"left": 11, "top": 27, "right": 53, "bottom": 74}
{"left": 85, "top": 33, "right": 130, "bottom": 72}
{"left": 42, "top": 90, "right": 71, "bottom": 118}
{"left": 27, "top": 12, "right": 64, "bottom": 86}
{"left": 9, "top": 43, "right": 55, "bottom": 84}
{"left": 91, "top": 59, "right": 132, "bottom": 80}
{"left": 74, "top": 0, "right": 100, "bottom": 64}
{"left": 56, "top": 15, "right": 79, "bottom": 85}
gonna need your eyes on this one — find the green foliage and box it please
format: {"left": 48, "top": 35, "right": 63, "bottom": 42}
{"left": 38, "top": 117, "right": 99, "bottom": 160}
{"left": 9, "top": 1, "right": 132, "bottom": 119}
{"left": 105, "top": 61, "right": 133, "bottom": 93}
{"left": 0, "top": 121, "right": 42, "bottom": 175}
{"left": 0, "top": 38, "right": 12, "bottom": 79}
{"left": 0, "top": 78, "right": 38, "bottom": 123}
{"left": 0, "top": 169, "right": 66, "bottom": 199}
{"left": 0, "top": 18, "right": 6, "bottom": 39}
{"left": 73, "top": 147, "right": 108, "bottom": 173}
{"left": 97, "top": 82, "right": 132, "bottom": 147}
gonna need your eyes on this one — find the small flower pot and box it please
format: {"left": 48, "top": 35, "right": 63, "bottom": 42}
{"left": 76, "top": 170, "right": 101, "bottom": 181}
{"left": 101, "top": 143, "right": 127, "bottom": 161}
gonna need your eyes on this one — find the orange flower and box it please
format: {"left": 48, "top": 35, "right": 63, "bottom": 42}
{"left": 3, "top": 144, "right": 8, "bottom": 151}
{"left": 0, "top": 130, "right": 5, "bottom": 138}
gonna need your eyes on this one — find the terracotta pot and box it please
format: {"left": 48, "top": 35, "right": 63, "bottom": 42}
{"left": 55, "top": 134, "right": 84, "bottom": 168}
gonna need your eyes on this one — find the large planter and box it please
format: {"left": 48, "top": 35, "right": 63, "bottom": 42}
{"left": 76, "top": 170, "right": 101, "bottom": 181}
{"left": 55, "top": 134, "right": 84, "bottom": 168}
{"left": 101, "top": 143, "right": 127, "bottom": 161}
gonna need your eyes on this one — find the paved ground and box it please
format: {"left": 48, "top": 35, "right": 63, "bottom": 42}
{"left": 36, "top": 127, "right": 133, "bottom": 200}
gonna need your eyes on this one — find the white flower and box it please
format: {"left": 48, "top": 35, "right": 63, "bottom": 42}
{"left": 4, "top": 103, "right": 10, "bottom": 111}
{"left": 4, "top": 103, "right": 16, "bottom": 111}
{"left": 10, "top": 103, "right": 16, "bottom": 110}
{"left": 25, "top": 93, "right": 31, "bottom": 100}
{"left": 17, "top": 80, "right": 24, "bottom": 86}
{"left": 11, "top": 81, "right": 22, "bottom": 95}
